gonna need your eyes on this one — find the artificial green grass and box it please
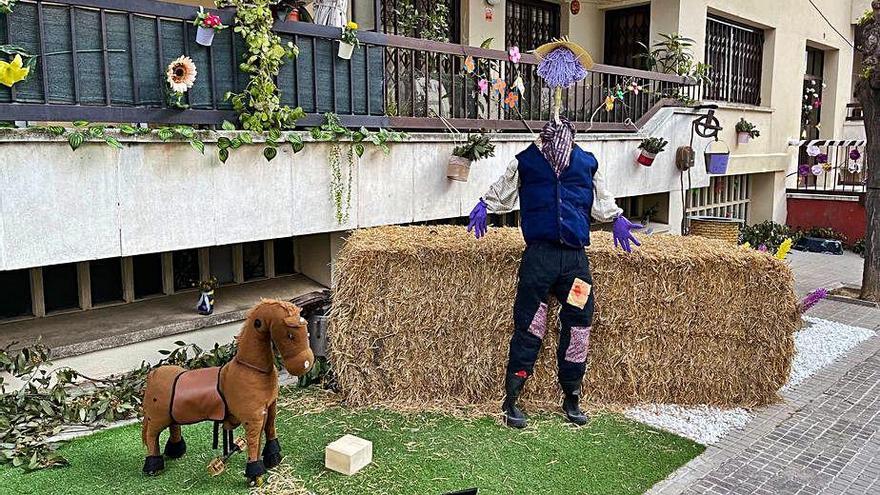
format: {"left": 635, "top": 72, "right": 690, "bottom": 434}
{"left": 0, "top": 390, "right": 703, "bottom": 495}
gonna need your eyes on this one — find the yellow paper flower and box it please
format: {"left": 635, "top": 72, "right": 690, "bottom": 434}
{"left": 604, "top": 95, "right": 615, "bottom": 112}
{"left": 0, "top": 54, "right": 30, "bottom": 88}
{"left": 775, "top": 238, "right": 792, "bottom": 260}
{"left": 741, "top": 242, "right": 751, "bottom": 250}
{"left": 346, "top": 21, "right": 358, "bottom": 30}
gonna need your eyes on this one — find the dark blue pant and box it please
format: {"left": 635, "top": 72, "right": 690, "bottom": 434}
{"left": 507, "top": 242, "right": 595, "bottom": 383}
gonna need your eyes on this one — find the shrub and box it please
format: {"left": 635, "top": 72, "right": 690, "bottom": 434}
{"left": 453, "top": 132, "right": 495, "bottom": 162}
{"left": 739, "top": 221, "right": 792, "bottom": 252}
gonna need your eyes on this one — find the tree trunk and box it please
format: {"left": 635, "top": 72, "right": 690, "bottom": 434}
{"left": 858, "top": 78, "right": 880, "bottom": 302}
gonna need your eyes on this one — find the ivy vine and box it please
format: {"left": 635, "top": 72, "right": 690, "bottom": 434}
{"left": 308, "top": 113, "right": 409, "bottom": 223}
{"left": 216, "top": 0, "right": 304, "bottom": 135}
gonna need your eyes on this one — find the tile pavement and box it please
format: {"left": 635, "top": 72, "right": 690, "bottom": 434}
{"left": 648, "top": 251, "right": 880, "bottom": 495}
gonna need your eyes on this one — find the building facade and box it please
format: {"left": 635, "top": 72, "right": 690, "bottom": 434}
{"left": 0, "top": 0, "right": 867, "bottom": 374}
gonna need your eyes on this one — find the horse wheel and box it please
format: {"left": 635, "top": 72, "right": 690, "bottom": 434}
{"left": 248, "top": 475, "right": 264, "bottom": 488}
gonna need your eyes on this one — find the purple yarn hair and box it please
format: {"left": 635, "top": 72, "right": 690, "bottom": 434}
{"left": 801, "top": 288, "right": 828, "bottom": 313}
{"left": 536, "top": 48, "right": 587, "bottom": 88}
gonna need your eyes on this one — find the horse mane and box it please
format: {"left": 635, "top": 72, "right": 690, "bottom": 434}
{"left": 237, "top": 299, "right": 300, "bottom": 339}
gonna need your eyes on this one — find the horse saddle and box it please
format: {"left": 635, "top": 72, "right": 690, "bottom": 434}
{"left": 170, "top": 367, "right": 227, "bottom": 425}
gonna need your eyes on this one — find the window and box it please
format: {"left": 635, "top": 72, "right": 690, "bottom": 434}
{"left": 687, "top": 175, "right": 752, "bottom": 222}
{"left": 243, "top": 242, "right": 266, "bottom": 281}
{"left": 506, "top": 0, "right": 560, "bottom": 52}
{"left": 273, "top": 238, "right": 296, "bottom": 276}
{"left": 379, "top": 0, "right": 459, "bottom": 43}
{"left": 90, "top": 258, "right": 123, "bottom": 305}
{"left": 705, "top": 16, "right": 764, "bottom": 105}
{"left": 0, "top": 269, "right": 32, "bottom": 319}
{"left": 210, "top": 245, "right": 236, "bottom": 285}
{"left": 43, "top": 263, "right": 80, "bottom": 313}
{"left": 133, "top": 253, "right": 163, "bottom": 299}
{"left": 172, "top": 249, "right": 200, "bottom": 292}
{"left": 604, "top": 5, "right": 651, "bottom": 69}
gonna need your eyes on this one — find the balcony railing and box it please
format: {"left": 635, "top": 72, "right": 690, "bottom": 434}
{"left": 0, "top": 0, "right": 697, "bottom": 131}
{"left": 788, "top": 140, "right": 868, "bottom": 195}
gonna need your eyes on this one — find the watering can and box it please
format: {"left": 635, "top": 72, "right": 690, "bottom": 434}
{"left": 704, "top": 140, "right": 730, "bottom": 175}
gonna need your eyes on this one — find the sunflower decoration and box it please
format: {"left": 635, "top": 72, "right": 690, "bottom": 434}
{"left": 166, "top": 55, "right": 197, "bottom": 108}
{"left": 0, "top": 53, "right": 31, "bottom": 88}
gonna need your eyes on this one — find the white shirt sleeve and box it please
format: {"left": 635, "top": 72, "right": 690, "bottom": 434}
{"left": 591, "top": 166, "right": 623, "bottom": 223}
{"left": 482, "top": 159, "right": 520, "bottom": 214}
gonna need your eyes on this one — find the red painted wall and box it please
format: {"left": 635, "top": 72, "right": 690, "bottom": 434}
{"left": 786, "top": 196, "right": 867, "bottom": 242}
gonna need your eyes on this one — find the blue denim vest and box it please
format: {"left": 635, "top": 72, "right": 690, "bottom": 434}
{"left": 516, "top": 143, "right": 597, "bottom": 248}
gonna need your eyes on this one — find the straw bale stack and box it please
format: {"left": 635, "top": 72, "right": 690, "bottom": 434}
{"left": 329, "top": 226, "right": 800, "bottom": 410}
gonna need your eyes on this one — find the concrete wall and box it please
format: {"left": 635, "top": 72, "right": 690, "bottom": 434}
{"left": 0, "top": 108, "right": 710, "bottom": 272}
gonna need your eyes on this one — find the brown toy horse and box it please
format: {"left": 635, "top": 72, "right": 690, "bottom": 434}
{"left": 141, "top": 299, "right": 314, "bottom": 486}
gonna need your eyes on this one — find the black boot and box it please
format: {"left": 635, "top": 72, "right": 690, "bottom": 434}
{"left": 164, "top": 437, "right": 186, "bottom": 459}
{"left": 502, "top": 372, "right": 528, "bottom": 429}
{"left": 560, "top": 379, "right": 589, "bottom": 426}
{"left": 262, "top": 438, "right": 283, "bottom": 469}
{"left": 143, "top": 455, "right": 165, "bottom": 475}
{"left": 245, "top": 460, "right": 266, "bottom": 487}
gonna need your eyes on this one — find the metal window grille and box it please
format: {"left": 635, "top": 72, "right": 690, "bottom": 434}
{"left": 505, "top": 0, "right": 560, "bottom": 52}
{"left": 704, "top": 16, "right": 764, "bottom": 105}
{"left": 604, "top": 4, "right": 651, "bottom": 70}
{"left": 380, "top": 0, "right": 460, "bottom": 43}
{"left": 687, "top": 174, "right": 752, "bottom": 222}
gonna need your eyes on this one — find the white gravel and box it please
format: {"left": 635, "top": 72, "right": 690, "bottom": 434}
{"left": 625, "top": 317, "right": 875, "bottom": 445}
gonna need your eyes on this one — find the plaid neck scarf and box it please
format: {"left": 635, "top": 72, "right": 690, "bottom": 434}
{"left": 539, "top": 118, "right": 576, "bottom": 175}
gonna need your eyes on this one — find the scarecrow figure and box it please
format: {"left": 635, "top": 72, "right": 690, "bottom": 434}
{"left": 467, "top": 39, "right": 643, "bottom": 428}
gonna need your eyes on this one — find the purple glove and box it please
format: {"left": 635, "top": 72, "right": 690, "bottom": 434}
{"left": 612, "top": 215, "right": 644, "bottom": 253}
{"left": 467, "top": 199, "right": 488, "bottom": 239}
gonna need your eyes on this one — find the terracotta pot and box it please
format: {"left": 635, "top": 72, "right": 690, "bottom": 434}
{"left": 286, "top": 10, "right": 300, "bottom": 22}
{"left": 446, "top": 155, "right": 471, "bottom": 182}
{"left": 736, "top": 131, "right": 751, "bottom": 144}
{"left": 195, "top": 25, "right": 215, "bottom": 47}
{"left": 636, "top": 150, "right": 657, "bottom": 166}
{"left": 338, "top": 42, "right": 354, "bottom": 60}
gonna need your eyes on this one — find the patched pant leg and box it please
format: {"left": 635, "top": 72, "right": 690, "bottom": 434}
{"left": 551, "top": 249, "right": 595, "bottom": 383}
{"left": 507, "top": 244, "right": 558, "bottom": 378}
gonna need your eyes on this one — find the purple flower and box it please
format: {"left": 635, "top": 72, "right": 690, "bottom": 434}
{"left": 801, "top": 288, "right": 828, "bottom": 313}
{"left": 758, "top": 244, "right": 768, "bottom": 253}
{"left": 811, "top": 164, "right": 823, "bottom": 176}
{"left": 850, "top": 149, "right": 861, "bottom": 161}
{"left": 537, "top": 48, "right": 587, "bottom": 88}
{"left": 816, "top": 153, "right": 828, "bottom": 163}
{"left": 798, "top": 164, "right": 810, "bottom": 176}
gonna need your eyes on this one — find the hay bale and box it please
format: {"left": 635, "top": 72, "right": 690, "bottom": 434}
{"left": 329, "top": 226, "right": 800, "bottom": 410}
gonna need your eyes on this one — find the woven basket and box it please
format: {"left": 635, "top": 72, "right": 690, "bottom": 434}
{"left": 689, "top": 216, "right": 742, "bottom": 245}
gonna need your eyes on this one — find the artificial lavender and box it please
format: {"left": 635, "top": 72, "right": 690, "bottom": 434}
{"left": 801, "top": 288, "right": 828, "bottom": 313}
{"left": 537, "top": 48, "right": 587, "bottom": 88}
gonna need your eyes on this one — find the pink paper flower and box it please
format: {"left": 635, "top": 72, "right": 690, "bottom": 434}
{"left": 508, "top": 46, "right": 521, "bottom": 64}
{"left": 811, "top": 164, "right": 823, "bottom": 176}
{"left": 477, "top": 78, "right": 488, "bottom": 95}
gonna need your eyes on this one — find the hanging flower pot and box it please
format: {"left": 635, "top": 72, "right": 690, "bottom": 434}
{"left": 337, "top": 41, "right": 354, "bottom": 60}
{"left": 447, "top": 155, "right": 472, "bottom": 182}
{"left": 192, "top": 7, "right": 226, "bottom": 47}
{"left": 705, "top": 140, "right": 731, "bottom": 175}
{"left": 637, "top": 150, "right": 657, "bottom": 166}
{"left": 447, "top": 132, "right": 495, "bottom": 182}
{"left": 734, "top": 118, "right": 759, "bottom": 145}
{"left": 636, "top": 136, "right": 668, "bottom": 167}
{"left": 196, "top": 26, "right": 215, "bottom": 46}
{"left": 286, "top": 9, "right": 300, "bottom": 22}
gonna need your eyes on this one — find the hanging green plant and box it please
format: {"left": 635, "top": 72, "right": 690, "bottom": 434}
{"left": 0, "top": 0, "right": 17, "bottom": 15}
{"left": 308, "top": 113, "right": 409, "bottom": 223}
{"left": 215, "top": 0, "right": 304, "bottom": 136}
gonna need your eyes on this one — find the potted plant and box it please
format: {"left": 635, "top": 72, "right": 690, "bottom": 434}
{"left": 196, "top": 277, "right": 219, "bottom": 316}
{"left": 277, "top": 0, "right": 313, "bottom": 22}
{"left": 735, "top": 118, "right": 760, "bottom": 144}
{"left": 447, "top": 132, "right": 495, "bottom": 182}
{"left": 636, "top": 136, "right": 668, "bottom": 166}
{"left": 193, "top": 7, "right": 226, "bottom": 47}
{"left": 338, "top": 21, "right": 359, "bottom": 60}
